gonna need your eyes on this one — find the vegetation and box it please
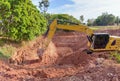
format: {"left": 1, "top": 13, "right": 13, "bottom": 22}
{"left": 115, "top": 16, "right": 120, "bottom": 25}
{"left": 90, "top": 26, "right": 120, "bottom": 30}
{"left": 110, "top": 51, "right": 120, "bottom": 63}
{"left": 80, "top": 15, "right": 84, "bottom": 23}
{"left": 0, "top": 43, "right": 16, "bottom": 59}
{"left": 87, "top": 12, "right": 120, "bottom": 26}
{"left": 87, "top": 19, "right": 95, "bottom": 26}
{"left": 94, "top": 13, "right": 116, "bottom": 26}
{"left": 46, "top": 13, "right": 80, "bottom": 24}
{"left": 0, "top": 0, "right": 47, "bottom": 41}
{"left": 39, "top": 0, "right": 49, "bottom": 14}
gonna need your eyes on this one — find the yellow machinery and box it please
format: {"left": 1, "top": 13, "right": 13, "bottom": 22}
{"left": 41, "top": 19, "right": 120, "bottom": 54}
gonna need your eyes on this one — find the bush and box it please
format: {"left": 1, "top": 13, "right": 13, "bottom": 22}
{"left": 0, "top": 0, "right": 47, "bottom": 41}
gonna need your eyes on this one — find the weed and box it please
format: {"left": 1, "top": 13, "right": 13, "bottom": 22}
{"left": 0, "top": 45, "right": 16, "bottom": 59}
{"left": 110, "top": 51, "right": 120, "bottom": 63}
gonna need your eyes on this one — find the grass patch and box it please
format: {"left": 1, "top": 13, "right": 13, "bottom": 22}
{"left": 0, "top": 52, "right": 9, "bottom": 59}
{"left": 89, "top": 27, "right": 99, "bottom": 30}
{"left": 0, "top": 37, "right": 21, "bottom": 60}
{"left": 110, "top": 51, "right": 120, "bottom": 63}
{"left": 0, "top": 37, "right": 33, "bottom": 60}
{"left": 0, "top": 44, "right": 16, "bottom": 59}
{"left": 90, "top": 26, "right": 120, "bottom": 30}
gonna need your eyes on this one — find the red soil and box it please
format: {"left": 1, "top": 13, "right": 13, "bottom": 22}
{"left": 1, "top": 30, "right": 120, "bottom": 81}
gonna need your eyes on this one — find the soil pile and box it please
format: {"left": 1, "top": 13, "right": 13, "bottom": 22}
{"left": 9, "top": 37, "right": 59, "bottom": 66}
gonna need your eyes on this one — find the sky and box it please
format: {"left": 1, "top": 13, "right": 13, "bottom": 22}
{"left": 32, "top": 0, "right": 120, "bottom": 22}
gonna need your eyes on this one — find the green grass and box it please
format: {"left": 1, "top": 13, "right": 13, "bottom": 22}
{"left": 0, "top": 38, "right": 17, "bottom": 59}
{"left": 0, "top": 37, "right": 33, "bottom": 60}
{"left": 110, "top": 51, "right": 120, "bottom": 63}
{"left": 0, "top": 52, "right": 9, "bottom": 59}
{"left": 90, "top": 26, "right": 120, "bottom": 30}
{"left": 0, "top": 44, "right": 16, "bottom": 59}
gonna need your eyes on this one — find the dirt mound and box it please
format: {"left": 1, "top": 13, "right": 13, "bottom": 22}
{"left": 40, "top": 42, "right": 58, "bottom": 66}
{"left": 9, "top": 37, "right": 59, "bottom": 66}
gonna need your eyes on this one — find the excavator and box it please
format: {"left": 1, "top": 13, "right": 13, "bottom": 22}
{"left": 9, "top": 19, "right": 120, "bottom": 64}
{"left": 39, "top": 19, "right": 120, "bottom": 55}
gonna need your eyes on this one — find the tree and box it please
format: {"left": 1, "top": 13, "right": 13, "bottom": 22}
{"left": 87, "top": 19, "right": 95, "bottom": 26}
{"left": 47, "top": 14, "right": 80, "bottom": 24}
{"left": 0, "top": 1, "right": 11, "bottom": 35}
{"left": 39, "top": 0, "right": 49, "bottom": 16}
{"left": 115, "top": 16, "right": 120, "bottom": 26}
{"left": 0, "top": 0, "right": 47, "bottom": 41}
{"left": 94, "top": 12, "right": 116, "bottom": 26}
{"left": 80, "top": 15, "right": 84, "bottom": 23}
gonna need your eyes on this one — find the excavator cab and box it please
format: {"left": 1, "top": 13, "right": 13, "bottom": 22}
{"left": 91, "top": 33, "right": 109, "bottom": 49}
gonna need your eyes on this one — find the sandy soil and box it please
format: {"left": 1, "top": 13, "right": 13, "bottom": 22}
{"left": 1, "top": 29, "right": 120, "bottom": 81}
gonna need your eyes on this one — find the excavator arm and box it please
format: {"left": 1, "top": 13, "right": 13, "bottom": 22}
{"left": 47, "top": 19, "right": 93, "bottom": 41}
{"left": 39, "top": 19, "right": 120, "bottom": 56}
{"left": 41, "top": 19, "right": 94, "bottom": 53}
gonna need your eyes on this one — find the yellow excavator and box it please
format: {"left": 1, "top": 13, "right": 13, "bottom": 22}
{"left": 40, "top": 19, "right": 120, "bottom": 55}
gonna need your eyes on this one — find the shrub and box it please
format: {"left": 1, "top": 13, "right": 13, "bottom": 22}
{"left": 0, "top": 0, "right": 47, "bottom": 41}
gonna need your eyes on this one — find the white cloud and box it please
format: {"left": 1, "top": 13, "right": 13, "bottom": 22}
{"left": 48, "top": 0, "right": 120, "bottom": 22}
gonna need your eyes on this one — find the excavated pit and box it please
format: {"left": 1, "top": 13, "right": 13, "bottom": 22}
{"left": 1, "top": 29, "right": 120, "bottom": 81}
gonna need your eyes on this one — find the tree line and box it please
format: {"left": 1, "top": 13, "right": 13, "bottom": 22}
{"left": 87, "top": 12, "right": 120, "bottom": 26}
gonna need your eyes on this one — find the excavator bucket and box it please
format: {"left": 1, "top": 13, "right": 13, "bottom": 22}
{"left": 37, "top": 37, "right": 51, "bottom": 59}
{"left": 37, "top": 48, "right": 45, "bottom": 60}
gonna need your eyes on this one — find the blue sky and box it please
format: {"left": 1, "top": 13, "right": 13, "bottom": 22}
{"left": 32, "top": 0, "right": 120, "bottom": 22}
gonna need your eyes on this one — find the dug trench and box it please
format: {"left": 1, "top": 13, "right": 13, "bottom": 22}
{"left": 1, "top": 30, "right": 120, "bottom": 81}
